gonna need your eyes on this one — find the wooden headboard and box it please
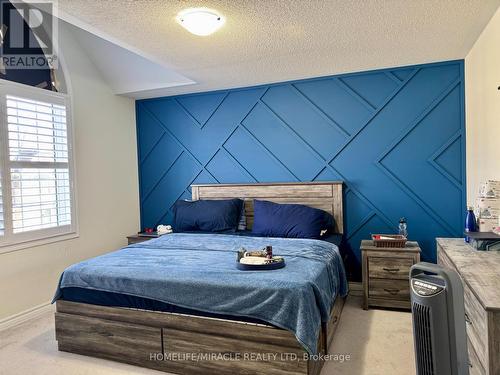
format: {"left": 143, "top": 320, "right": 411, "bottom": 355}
{"left": 191, "top": 182, "right": 344, "bottom": 234}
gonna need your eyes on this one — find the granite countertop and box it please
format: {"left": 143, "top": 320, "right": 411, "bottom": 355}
{"left": 437, "top": 238, "right": 500, "bottom": 311}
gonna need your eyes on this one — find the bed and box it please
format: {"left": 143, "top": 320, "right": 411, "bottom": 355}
{"left": 54, "top": 181, "right": 347, "bottom": 375}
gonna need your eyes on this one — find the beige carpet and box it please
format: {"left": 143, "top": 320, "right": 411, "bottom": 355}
{"left": 0, "top": 296, "right": 415, "bottom": 375}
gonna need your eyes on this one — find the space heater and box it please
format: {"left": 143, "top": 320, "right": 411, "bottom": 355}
{"left": 410, "top": 262, "right": 469, "bottom": 375}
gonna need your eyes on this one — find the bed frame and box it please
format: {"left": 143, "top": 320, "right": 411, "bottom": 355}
{"left": 55, "top": 181, "right": 345, "bottom": 375}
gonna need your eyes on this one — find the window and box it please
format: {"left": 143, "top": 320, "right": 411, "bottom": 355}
{"left": 0, "top": 80, "right": 76, "bottom": 250}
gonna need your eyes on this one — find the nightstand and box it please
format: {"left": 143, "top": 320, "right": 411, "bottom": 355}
{"left": 126, "top": 234, "right": 154, "bottom": 245}
{"left": 361, "top": 239, "right": 421, "bottom": 310}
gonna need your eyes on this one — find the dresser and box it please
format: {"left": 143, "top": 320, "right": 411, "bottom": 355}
{"left": 437, "top": 238, "right": 500, "bottom": 375}
{"left": 361, "top": 240, "right": 421, "bottom": 310}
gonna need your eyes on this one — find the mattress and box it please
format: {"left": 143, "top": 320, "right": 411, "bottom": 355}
{"left": 175, "top": 230, "right": 344, "bottom": 247}
{"left": 60, "top": 287, "right": 270, "bottom": 325}
{"left": 54, "top": 232, "right": 348, "bottom": 354}
{"left": 59, "top": 233, "right": 343, "bottom": 325}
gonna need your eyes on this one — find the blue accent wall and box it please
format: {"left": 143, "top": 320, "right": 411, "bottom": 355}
{"left": 136, "top": 60, "right": 466, "bottom": 280}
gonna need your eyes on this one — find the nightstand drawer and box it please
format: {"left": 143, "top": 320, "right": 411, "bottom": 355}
{"left": 368, "top": 257, "right": 413, "bottom": 280}
{"left": 361, "top": 239, "right": 420, "bottom": 310}
{"left": 369, "top": 279, "right": 410, "bottom": 300}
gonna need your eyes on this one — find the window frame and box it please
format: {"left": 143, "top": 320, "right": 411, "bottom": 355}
{"left": 0, "top": 78, "right": 78, "bottom": 253}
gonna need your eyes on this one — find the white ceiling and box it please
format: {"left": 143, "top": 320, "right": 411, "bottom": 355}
{"left": 58, "top": 0, "right": 500, "bottom": 98}
{"left": 67, "top": 23, "right": 195, "bottom": 97}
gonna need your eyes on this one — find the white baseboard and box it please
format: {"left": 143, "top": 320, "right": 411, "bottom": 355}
{"left": 0, "top": 301, "right": 53, "bottom": 331}
{"left": 348, "top": 281, "right": 363, "bottom": 296}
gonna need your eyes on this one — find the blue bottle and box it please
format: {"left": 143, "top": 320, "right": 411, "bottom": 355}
{"left": 464, "top": 207, "right": 477, "bottom": 243}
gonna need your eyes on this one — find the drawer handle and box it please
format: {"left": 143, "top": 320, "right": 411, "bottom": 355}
{"left": 384, "top": 288, "right": 400, "bottom": 295}
{"left": 465, "top": 313, "right": 473, "bottom": 325}
{"left": 383, "top": 267, "right": 400, "bottom": 273}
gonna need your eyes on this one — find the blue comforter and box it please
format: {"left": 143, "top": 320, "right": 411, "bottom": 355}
{"left": 53, "top": 233, "right": 348, "bottom": 354}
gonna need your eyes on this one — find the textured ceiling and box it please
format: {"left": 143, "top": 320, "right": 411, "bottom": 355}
{"left": 58, "top": 0, "right": 500, "bottom": 97}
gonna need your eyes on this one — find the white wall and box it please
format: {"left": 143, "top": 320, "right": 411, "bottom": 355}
{"left": 466, "top": 7, "right": 500, "bottom": 205}
{"left": 0, "top": 22, "right": 140, "bottom": 321}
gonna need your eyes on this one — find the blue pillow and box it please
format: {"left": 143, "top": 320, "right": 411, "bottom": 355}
{"left": 252, "top": 199, "right": 334, "bottom": 239}
{"left": 173, "top": 199, "right": 244, "bottom": 233}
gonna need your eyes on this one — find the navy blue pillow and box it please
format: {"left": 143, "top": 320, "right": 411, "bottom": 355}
{"left": 252, "top": 200, "right": 334, "bottom": 239}
{"left": 173, "top": 199, "right": 244, "bottom": 233}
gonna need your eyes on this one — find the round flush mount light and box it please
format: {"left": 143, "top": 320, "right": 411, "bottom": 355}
{"left": 176, "top": 8, "right": 225, "bottom": 36}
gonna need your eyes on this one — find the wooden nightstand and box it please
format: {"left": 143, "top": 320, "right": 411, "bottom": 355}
{"left": 361, "top": 239, "right": 421, "bottom": 310}
{"left": 126, "top": 234, "right": 154, "bottom": 245}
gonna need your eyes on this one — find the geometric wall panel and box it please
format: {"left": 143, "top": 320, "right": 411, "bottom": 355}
{"left": 136, "top": 60, "right": 466, "bottom": 280}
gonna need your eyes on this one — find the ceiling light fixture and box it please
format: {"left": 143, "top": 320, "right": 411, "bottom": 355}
{"left": 176, "top": 8, "right": 225, "bottom": 36}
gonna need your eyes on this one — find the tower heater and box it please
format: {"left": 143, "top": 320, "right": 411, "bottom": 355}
{"left": 410, "top": 262, "right": 469, "bottom": 375}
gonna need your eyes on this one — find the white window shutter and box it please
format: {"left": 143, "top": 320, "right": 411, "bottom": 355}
{"left": 7, "top": 96, "right": 71, "bottom": 233}
{"left": 0, "top": 81, "right": 76, "bottom": 249}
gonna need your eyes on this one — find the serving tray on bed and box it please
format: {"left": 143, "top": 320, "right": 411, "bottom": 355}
{"left": 237, "top": 257, "right": 286, "bottom": 271}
